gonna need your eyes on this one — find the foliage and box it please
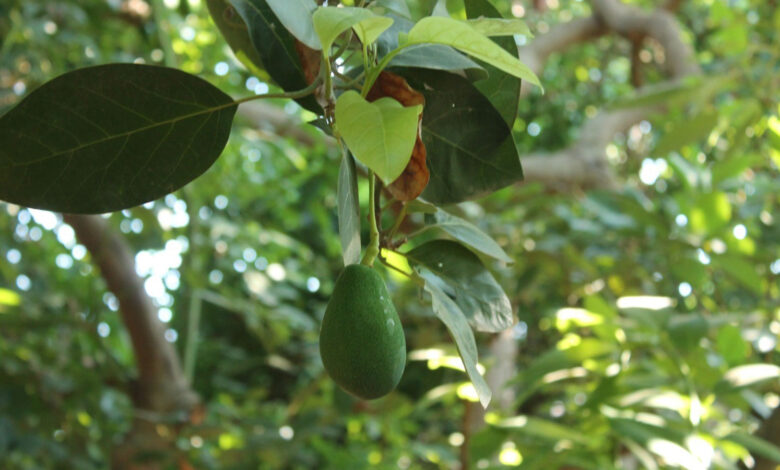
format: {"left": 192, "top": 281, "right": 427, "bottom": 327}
{"left": 0, "top": 0, "right": 778, "bottom": 469}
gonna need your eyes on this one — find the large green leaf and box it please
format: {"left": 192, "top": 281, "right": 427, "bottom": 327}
{"left": 423, "top": 208, "right": 513, "bottom": 263}
{"left": 265, "top": 0, "right": 320, "bottom": 50}
{"left": 337, "top": 153, "right": 361, "bottom": 265}
{"left": 334, "top": 90, "right": 422, "bottom": 184}
{"left": 465, "top": 0, "right": 523, "bottom": 126}
{"left": 422, "top": 276, "right": 492, "bottom": 408}
{"left": 466, "top": 17, "right": 532, "bottom": 37}
{"left": 0, "top": 64, "right": 237, "bottom": 213}
{"left": 723, "top": 432, "right": 780, "bottom": 464}
{"left": 230, "top": 0, "right": 320, "bottom": 113}
{"left": 406, "top": 240, "right": 513, "bottom": 332}
{"left": 206, "top": 0, "right": 268, "bottom": 78}
{"left": 406, "top": 16, "right": 541, "bottom": 89}
{"left": 398, "top": 69, "right": 522, "bottom": 203}
{"left": 654, "top": 109, "right": 719, "bottom": 156}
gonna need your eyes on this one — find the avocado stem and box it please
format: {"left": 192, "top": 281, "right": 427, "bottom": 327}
{"left": 361, "top": 171, "right": 380, "bottom": 267}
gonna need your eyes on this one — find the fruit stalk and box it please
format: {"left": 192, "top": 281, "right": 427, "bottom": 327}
{"left": 361, "top": 171, "right": 380, "bottom": 267}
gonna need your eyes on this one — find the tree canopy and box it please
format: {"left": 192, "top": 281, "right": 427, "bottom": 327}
{"left": 0, "top": 0, "right": 778, "bottom": 469}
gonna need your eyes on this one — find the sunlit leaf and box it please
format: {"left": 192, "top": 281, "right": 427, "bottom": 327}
{"left": 723, "top": 432, "right": 780, "bottom": 464}
{"left": 406, "top": 240, "right": 513, "bottom": 332}
{"left": 265, "top": 0, "right": 321, "bottom": 50}
{"left": 406, "top": 16, "right": 541, "bottom": 89}
{"left": 424, "top": 208, "right": 513, "bottom": 263}
{"left": 337, "top": 153, "right": 361, "bottom": 266}
{"left": 716, "top": 364, "right": 780, "bottom": 392}
{"left": 312, "top": 7, "right": 391, "bottom": 55}
{"left": 467, "top": 17, "right": 532, "bottom": 37}
{"left": 0, "top": 64, "right": 237, "bottom": 213}
{"left": 422, "top": 274, "right": 491, "bottom": 408}
{"left": 334, "top": 90, "right": 422, "bottom": 184}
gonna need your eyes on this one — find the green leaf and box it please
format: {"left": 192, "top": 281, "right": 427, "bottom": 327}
{"left": 712, "top": 153, "right": 762, "bottom": 186}
{"left": 713, "top": 254, "right": 764, "bottom": 294}
{"left": 389, "top": 45, "right": 486, "bottom": 77}
{"left": 312, "top": 6, "right": 391, "bottom": 55}
{"left": 334, "top": 90, "right": 422, "bottom": 184}
{"left": 265, "top": 0, "right": 321, "bottom": 50}
{"left": 424, "top": 209, "right": 513, "bottom": 263}
{"left": 206, "top": 0, "right": 268, "bottom": 78}
{"left": 230, "top": 0, "right": 320, "bottom": 113}
{"left": 338, "top": 153, "right": 361, "bottom": 266}
{"left": 716, "top": 364, "right": 780, "bottom": 392}
{"left": 495, "top": 415, "right": 601, "bottom": 447}
{"left": 0, "top": 64, "right": 237, "bottom": 213}
{"left": 406, "top": 240, "right": 513, "bottom": 332}
{"left": 654, "top": 109, "right": 719, "bottom": 156}
{"left": 684, "top": 191, "right": 732, "bottom": 235}
{"left": 398, "top": 69, "right": 522, "bottom": 203}
{"left": 465, "top": 0, "right": 522, "bottom": 126}
{"left": 422, "top": 276, "right": 491, "bottom": 408}
{"left": 723, "top": 432, "right": 780, "bottom": 464}
{"left": 467, "top": 17, "right": 532, "bottom": 37}
{"left": 666, "top": 313, "right": 708, "bottom": 352}
{"left": 716, "top": 325, "right": 748, "bottom": 366}
{"left": 375, "top": 15, "right": 486, "bottom": 77}
{"left": 406, "top": 16, "right": 541, "bottom": 89}
{"left": 371, "top": 0, "right": 412, "bottom": 18}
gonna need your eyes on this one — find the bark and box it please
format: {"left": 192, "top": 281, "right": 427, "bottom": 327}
{"left": 64, "top": 214, "right": 198, "bottom": 469}
{"left": 751, "top": 405, "right": 780, "bottom": 470}
{"left": 517, "top": 0, "right": 699, "bottom": 187}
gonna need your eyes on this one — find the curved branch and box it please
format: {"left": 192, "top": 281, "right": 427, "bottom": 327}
{"left": 64, "top": 214, "right": 198, "bottom": 468}
{"left": 518, "top": 0, "right": 699, "bottom": 187}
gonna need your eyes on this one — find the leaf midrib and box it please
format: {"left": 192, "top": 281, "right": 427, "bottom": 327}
{"left": 6, "top": 100, "right": 237, "bottom": 168}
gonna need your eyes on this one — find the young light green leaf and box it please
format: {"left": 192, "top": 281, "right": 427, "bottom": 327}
{"left": 313, "top": 6, "right": 391, "bottom": 55}
{"left": 407, "top": 16, "right": 541, "bottom": 89}
{"left": 0, "top": 64, "right": 237, "bottom": 214}
{"left": 353, "top": 16, "right": 394, "bottom": 48}
{"left": 425, "top": 209, "right": 513, "bottom": 263}
{"left": 335, "top": 90, "right": 421, "bottom": 184}
{"left": 422, "top": 275, "right": 492, "bottom": 408}
{"left": 406, "top": 240, "right": 513, "bottom": 332}
{"left": 467, "top": 17, "right": 532, "bottom": 37}
{"left": 723, "top": 432, "right": 780, "bottom": 464}
{"left": 338, "top": 152, "right": 361, "bottom": 265}
{"left": 266, "top": 0, "right": 321, "bottom": 50}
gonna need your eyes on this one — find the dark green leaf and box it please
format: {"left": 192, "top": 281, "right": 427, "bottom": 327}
{"left": 723, "top": 432, "right": 780, "bottom": 464}
{"left": 230, "top": 0, "right": 321, "bottom": 113}
{"left": 406, "top": 240, "right": 513, "bottom": 332}
{"left": 421, "top": 275, "right": 491, "bottom": 407}
{"left": 424, "top": 208, "right": 513, "bottom": 263}
{"left": 377, "top": 16, "right": 485, "bottom": 77}
{"left": 713, "top": 254, "right": 763, "bottom": 294}
{"left": 465, "top": 0, "right": 522, "bottom": 126}
{"left": 338, "top": 153, "right": 361, "bottom": 265}
{"left": 397, "top": 69, "right": 522, "bottom": 204}
{"left": 0, "top": 64, "right": 237, "bottom": 213}
{"left": 206, "top": 0, "right": 268, "bottom": 78}
{"left": 666, "top": 313, "right": 708, "bottom": 352}
{"left": 266, "top": 0, "right": 320, "bottom": 50}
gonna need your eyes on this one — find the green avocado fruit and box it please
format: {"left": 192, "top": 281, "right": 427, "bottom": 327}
{"left": 319, "top": 264, "right": 406, "bottom": 400}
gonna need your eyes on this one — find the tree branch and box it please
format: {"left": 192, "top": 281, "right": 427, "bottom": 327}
{"left": 517, "top": 0, "right": 699, "bottom": 187}
{"left": 63, "top": 214, "right": 198, "bottom": 468}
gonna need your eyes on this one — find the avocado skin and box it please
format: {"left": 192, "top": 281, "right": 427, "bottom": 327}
{"left": 320, "top": 264, "right": 406, "bottom": 400}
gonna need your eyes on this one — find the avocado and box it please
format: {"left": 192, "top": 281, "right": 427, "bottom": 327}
{"left": 319, "top": 264, "right": 406, "bottom": 399}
